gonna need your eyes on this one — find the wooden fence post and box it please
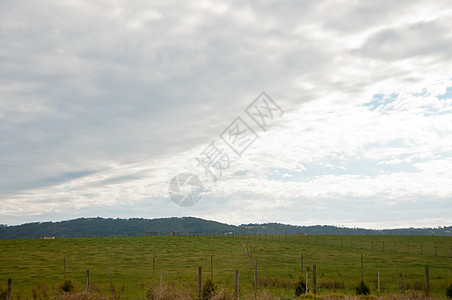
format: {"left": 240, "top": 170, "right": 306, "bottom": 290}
{"left": 421, "top": 244, "right": 423, "bottom": 255}
{"left": 211, "top": 256, "right": 213, "bottom": 280}
{"left": 425, "top": 265, "right": 430, "bottom": 297}
{"left": 400, "top": 266, "right": 404, "bottom": 291}
{"left": 153, "top": 257, "right": 155, "bottom": 291}
{"left": 7, "top": 279, "right": 12, "bottom": 300}
{"left": 160, "top": 273, "right": 162, "bottom": 290}
{"left": 234, "top": 270, "right": 239, "bottom": 300}
{"left": 198, "top": 266, "right": 202, "bottom": 300}
{"left": 434, "top": 246, "right": 437, "bottom": 256}
{"left": 377, "top": 271, "right": 380, "bottom": 295}
{"left": 360, "top": 253, "right": 364, "bottom": 280}
{"left": 383, "top": 242, "right": 384, "bottom": 252}
{"left": 301, "top": 254, "right": 303, "bottom": 273}
{"left": 110, "top": 267, "right": 115, "bottom": 298}
{"left": 313, "top": 264, "right": 317, "bottom": 295}
{"left": 305, "top": 270, "right": 308, "bottom": 294}
{"left": 254, "top": 261, "right": 258, "bottom": 299}
{"left": 64, "top": 259, "right": 66, "bottom": 280}
{"left": 85, "top": 270, "right": 90, "bottom": 294}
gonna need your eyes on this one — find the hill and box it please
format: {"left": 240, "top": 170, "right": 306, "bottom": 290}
{"left": 1, "top": 217, "right": 451, "bottom": 239}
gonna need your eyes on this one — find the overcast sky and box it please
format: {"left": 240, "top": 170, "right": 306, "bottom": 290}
{"left": 1, "top": 0, "right": 452, "bottom": 228}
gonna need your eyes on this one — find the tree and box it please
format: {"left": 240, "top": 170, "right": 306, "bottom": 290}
{"left": 240, "top": 236, "right": 259, "bottom": 299}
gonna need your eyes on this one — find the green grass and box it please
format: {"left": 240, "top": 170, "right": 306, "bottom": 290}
{"left": 0, "top": 235, "right": 451, "bottom": 299}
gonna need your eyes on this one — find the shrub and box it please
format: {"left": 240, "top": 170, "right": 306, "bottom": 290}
{"left": 59, "top": 279, "right": 75, "bottom": 294}
{"left": 146, "top": 287, "right": 154, "bottom": 300}
{"left": 446, "top": 283, "right": 452, "bottom": 299}
{"left": 0, "top": 286, "right": 7, "bottom": 300}
{"left": 201, "top": 278, "right": 217, "bottom": 300}
{"left": 355, "top": 280, "right": 370, "bottom": 295}
{"left": 295, "top": 275, "right": 307, "bottom": 297}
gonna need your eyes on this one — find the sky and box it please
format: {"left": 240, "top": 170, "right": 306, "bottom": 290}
{"left": 1, "top": 0, "right": 452, "bottom": 228}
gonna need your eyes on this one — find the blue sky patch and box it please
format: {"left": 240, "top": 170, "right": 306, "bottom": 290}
{"left": 268, "top": 154, "right": 421, "bottom": 182}
{"left": 437, "top": 87, "right": 452, "bottom": 100}
{"left": 363, "top": 93, "right": 398, "bottom": 111}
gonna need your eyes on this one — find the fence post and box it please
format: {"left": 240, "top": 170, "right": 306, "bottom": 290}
{"left": 198, "top": 266, "right": 202, "bottom": 300}
{"left": 400, "top": 266, "right": 404, "bottom": 291}
{"left": 360, "top": 253, "right": 364, "bottom": 280}
{"left": 377, "top": 271, "right": 380, "bottom": 295}
{"left": 7, "top": 279, "right": 12, "bottom": 300}
{"left": 64, "top": 259, "right": 66, "bottom": 280}
{"left": 313, "top": 264, "right": 317, "bottom": 295}
{"left": 153, "top": 257, "right": 155, "bottom": 291}
{"left": 234, "top": 270, "right": 239, "bottom": 300}
{"left": 301, "top": 254, "right": 303, "bottom": 273}
{"left": 211, "top": 256, "right": 213, "bottom": 280}
{"left": 110, "top": 267, "right": 115, "bottom": 298}
{"left": 85, "top": 270, "right": 90, "bottom": 294}
{"left": 421, "top": 244, "right": 423, "bottom": 255}
{"left": 434, "top": 246, "right": 437, "bottom": 256}
{"left": 425, "top": 265, "right": 430, "bottom": 297}
{"left": 254, "top": 260, "right": 258, "bottom": 299}
{"left": 305, "top": 270, "right": 308, "bottom": 294}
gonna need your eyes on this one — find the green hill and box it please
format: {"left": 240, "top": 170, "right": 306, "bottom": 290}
{"left": 1, "top": 217, "right": 451, "bottom": 239}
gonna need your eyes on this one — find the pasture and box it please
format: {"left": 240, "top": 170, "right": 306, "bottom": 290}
{"left": 0, "top": 234, "right": 451, "bottom": 299}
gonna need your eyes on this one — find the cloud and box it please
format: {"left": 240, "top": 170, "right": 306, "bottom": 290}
{"left": 1, "top": 0, "right": 452, "bottom": 227}
{"left": 357, "top": 19, "right": 452, "bottom": 61}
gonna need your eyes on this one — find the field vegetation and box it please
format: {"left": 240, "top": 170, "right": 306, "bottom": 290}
{"left": 0, "top": 235, "right": 451, "bottom": 299}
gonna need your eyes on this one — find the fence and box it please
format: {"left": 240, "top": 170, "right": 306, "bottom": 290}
{"left": 1, "top": 234, "right": 451, "bottom": 299}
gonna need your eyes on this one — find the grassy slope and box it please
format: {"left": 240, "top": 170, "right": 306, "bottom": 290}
{"left": 0, "top": 235, "right": 451, "bottom": 299}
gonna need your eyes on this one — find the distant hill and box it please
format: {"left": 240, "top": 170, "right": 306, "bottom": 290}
{"left": 0, "top": 217, "right": 451, "bottom": 239}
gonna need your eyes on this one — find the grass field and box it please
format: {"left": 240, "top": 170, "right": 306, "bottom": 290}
{"left": 0, "top": 235, "right": 451, "bottom": 299}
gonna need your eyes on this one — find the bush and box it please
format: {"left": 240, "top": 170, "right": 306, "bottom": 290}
{"left": 0, "top": 286, "right": 7, "bottom": 300}
{"left": 355, "top": 280, "right": 370, "bottom": 295}
{"left": 446, "top": 283, "right": 452, "bottom": 299}
{"left": 59, "top": 279, "right": 75, "bottom": 294}
{"left": 201, "top": 278, "right": 217, "bottom": 300}
{"left": 295, "top": 275, "right": 307, "bottom": 297}
{"left": 146, "top": 287, "right": 154, "bottom": 300}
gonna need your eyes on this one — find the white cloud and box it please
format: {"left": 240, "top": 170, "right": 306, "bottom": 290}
{"left": 1, "top": 0, "right": 452, "bottom": 227}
